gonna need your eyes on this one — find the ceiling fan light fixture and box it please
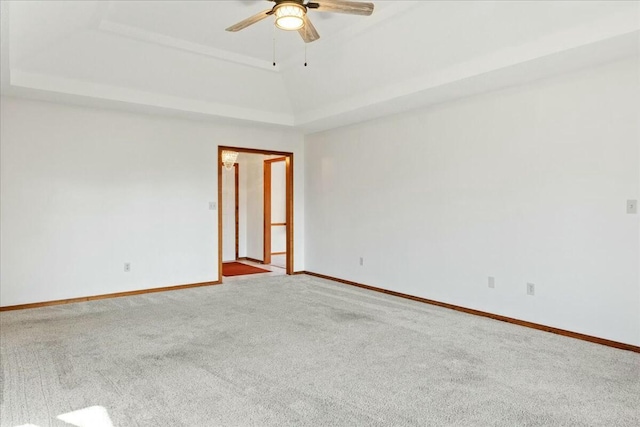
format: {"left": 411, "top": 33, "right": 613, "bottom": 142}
{"left": 274, "top": 3, "right": 306, "bottom": 31}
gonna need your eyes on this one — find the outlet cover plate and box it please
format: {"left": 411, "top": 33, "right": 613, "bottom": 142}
{"left": 527, "top": 282, "right": 535, "bottom": 296}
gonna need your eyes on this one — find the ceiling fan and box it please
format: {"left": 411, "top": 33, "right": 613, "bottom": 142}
{"left": 226, "top": 0, "right": 375, "bottom": 43}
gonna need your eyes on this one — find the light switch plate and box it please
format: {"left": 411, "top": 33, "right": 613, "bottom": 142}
{"left": 209, "top": 202, "right": 217, "bottom": 211}
{"left": 627, "top": 200, "right": 637, "bottom": 214}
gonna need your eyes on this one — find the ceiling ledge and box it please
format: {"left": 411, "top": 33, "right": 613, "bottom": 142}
{"left": 5, "top": 70, "right": 296, "bottom": 127}
{"left": 295, "top": 12, "right": 640, "bottom": 133}
{"left": 298, "top": 35, "right": 638, "bottom": 134}
{"left": 96, "top": 2, "right": 422, "bottom": 73}
{"left": 1, "top": 0, "right": 11, "bottom": 89}
{"left": 98, "top": 20, "right": 281, "bottom": 73}
{"left": 278, "top": 1, "right": 422, "bottom": 68}
{"left": 3, "top": 3, "right": 637, "bottom": 135}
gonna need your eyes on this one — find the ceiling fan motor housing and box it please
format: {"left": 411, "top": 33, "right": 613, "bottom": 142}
{"left": 273, "top": 1, "right": 308, "bottom": 31}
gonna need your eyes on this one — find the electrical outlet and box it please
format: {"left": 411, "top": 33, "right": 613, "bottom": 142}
{"left": 488, "top": 276, "right": 495, "bottom": 289}
{"left": 627, "top": 200, "right": 637, "bottom": 214}
{"left": 209, "top": 202, "right": 217, "bottom": 211}
{"left": 527, "top": 282, "right": 535, "bottom": 296}
{"left": 359, "top": 257, "right": 364, "bottom": 266}
{"left": 124, "top": 263, "right": 131, "bottom": 272}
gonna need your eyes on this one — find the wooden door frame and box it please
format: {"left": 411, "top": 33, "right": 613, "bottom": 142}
{"left": 218, "top": 146, "right": 294, "bottom": 281}
{"left": 263, "top": 157, "right": 287, "bottom": 265}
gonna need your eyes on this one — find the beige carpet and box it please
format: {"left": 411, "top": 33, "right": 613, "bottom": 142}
{"left": 1, "top": 274, "right": 638, "bottom": 426}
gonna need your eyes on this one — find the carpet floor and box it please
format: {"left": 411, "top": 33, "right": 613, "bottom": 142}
{"left": 1, "top": 274, "right": 638, "bottom": 426}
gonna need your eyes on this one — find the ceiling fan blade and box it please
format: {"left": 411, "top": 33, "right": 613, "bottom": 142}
{"left": 225, "top": 9, "right": 273, "bottom": 32}
{"left": 298, "top": 15, "right": 320, "bottom": 43}
{"left": 307, "top": 0, "right": 374, "bottom": 16}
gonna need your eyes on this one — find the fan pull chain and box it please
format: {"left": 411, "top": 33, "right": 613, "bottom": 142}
{"left": 304, "top": 43, "right": 308, "bottom": 67}
{"left": 273, "top": 26, "right": 277, "bottom": 67}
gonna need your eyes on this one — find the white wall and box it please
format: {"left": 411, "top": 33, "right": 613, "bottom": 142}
{"left": 0, "top": 97, "right": 305, "bottom": 306}
{"left": 237, "top": 154, "right": 248, "bottom": 259}
{"left": 244, "top": 154, "right": 265, "bottom": 261}
{"left": 221, "top": 164, "right": 236, "bottom": 262}
{"left": 305, "top": 58, "right": 640, "bottom": 346}
{"left": 271, "top": 160, "right": 287, "bottom": 254}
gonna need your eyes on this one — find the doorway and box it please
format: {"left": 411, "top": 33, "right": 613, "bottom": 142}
{"left": 263, "top": 157, "right": 287, "bottom": 268}
{"left": 217, "top": 146, "right": 294, "bottom": 282}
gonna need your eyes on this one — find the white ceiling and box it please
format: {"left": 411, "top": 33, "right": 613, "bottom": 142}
{"left": 1, "top": 1, "right": 639, "bottom": 133}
